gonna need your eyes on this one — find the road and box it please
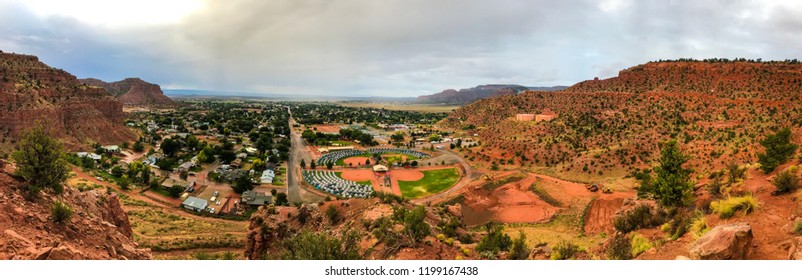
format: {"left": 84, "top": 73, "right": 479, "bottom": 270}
{"left": 286, "top": 110, "right": 325, "bottom": 204}
{"left": 412, "top": 148, "right": 484, "bottom": 205}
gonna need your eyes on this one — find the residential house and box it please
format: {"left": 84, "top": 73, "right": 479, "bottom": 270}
{"left": 241, "top": 191, "right": 272, "bottom": 206}
{"left": 101, "top": 145, "right": 120, "bottom": 154}
{"left": 178, "top": 161, "right": 195, "bottom": 173}
{"left": 260, "top": 169, "right": 275, "bottom": 184}
{"left": 181, "top": 196, "right": 208, "bottom": 212}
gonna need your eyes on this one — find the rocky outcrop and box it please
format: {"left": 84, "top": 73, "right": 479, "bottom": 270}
{"left": 416, "top": 84, "right": 529, "bottom": 105}
{"left": 0, "top": 52, "right": 135, "bottom": 149}
{"left": 80, "top": 77, "right": 177, "bottom": 108}
{"left": 689, "top": 222, "right": 753, "bottom": 260}
{"left": 0, "top": 172, "right": 150, "bottom": 260}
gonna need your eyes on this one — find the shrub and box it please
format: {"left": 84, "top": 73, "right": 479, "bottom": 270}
{"left": 727, "top": 163, "right": 746, "bottom": 183}
{"left": 613, "top": 204, "right": 663, "bottom": 233}
{"left": 281, "top": 229, "right": 363, "bottom": 260}
{"left": 706, "top": 176, "right": 724, "bottom": 198}
{"left": 772, "top": 169, "right": 800, "bottom": 196}
{"left": 793, "top": 221, "right": 802, "bottom": 236}
{"left": 51, "top": 201, "right": 73, "bottom": 224}
{"left": 325, "top": 205, "right": 340, "bottom": 224}
{"left": 551, "top": 240, "right": 580, "bottom": 260}
{"left": 605, "top": 233, "right": 632, "bottom": 260}
{"left": 476, "top": 222, "right": 512, "bottom": 255}
{"left": 508, "top": 231, "right": 530, "bottom": 260}
{"left": 630, "top": 233, "right": 653, "bottom": 257}
{"left": 12, "top": 125, "right": 69, "bottom": 195}
{"left": 758, "top": 127, "right": 798, "bottom": 174}
{"left": 711, "top": 195, "right": 760, "bottom": 218}
{"left": 689, "top": 216, "right": 710, "bottom": 239}
{"left": 652, "top": 140, "right": 695, "bottom": 207}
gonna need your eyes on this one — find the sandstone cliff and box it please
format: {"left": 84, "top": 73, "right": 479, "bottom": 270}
{"left": 81, "top": 77, "right": 177, "bottom": 108}
{"left": 0, "top": 51, "right": 136, "bottom": 150}
{"left": 0, "top": 170, "right": 151, "bottom": 260}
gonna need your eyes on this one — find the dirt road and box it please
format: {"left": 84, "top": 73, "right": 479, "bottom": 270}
{"left": 286, "top": 111, "right": 326, "bottom": 204}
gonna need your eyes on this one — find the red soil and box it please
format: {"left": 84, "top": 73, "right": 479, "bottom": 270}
{"left": 392, "top": 169, "right": 425, "bottom": 181}
{"left": 460, "top": 173, "right": 561, "bottom": 226}
{"left": 314, "top": 125, "right": 342, "bottom": 134}
{"left": 343, "top": 156, "right": 370, "bottom": 166}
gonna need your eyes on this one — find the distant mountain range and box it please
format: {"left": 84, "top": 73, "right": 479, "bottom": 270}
{"left": 416, "top": 84, "right": 567, "bottom": 105}
{"left": 81, "top": 78, "right": 177, "bottom": 108}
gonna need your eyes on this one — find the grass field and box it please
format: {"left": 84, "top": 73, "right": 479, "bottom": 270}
{"left": 398, "top": 168, "right": 460, "bottom": 198}
{"left": 337, "top": 102, "right": 459, "bottom": 113}
{"left": 128, "top": 208, "right": 247, "bottom": 252}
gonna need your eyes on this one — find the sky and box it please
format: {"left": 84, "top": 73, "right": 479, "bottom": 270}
{"left": 1, "top": 0, "right": 801, "bottom": 97}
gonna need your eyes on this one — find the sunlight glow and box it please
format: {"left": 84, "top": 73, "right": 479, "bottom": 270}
{"left": 22, "top": 0, "right": 204, "bottom": 28}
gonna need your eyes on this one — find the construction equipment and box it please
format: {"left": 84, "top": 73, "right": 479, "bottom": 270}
{"left": 586, "top": 184, "right": 599, "bottom": 192}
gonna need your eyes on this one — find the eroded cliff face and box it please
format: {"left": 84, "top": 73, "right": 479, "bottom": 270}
{"left": 80, "top": 77, "right": 177, "bottom": 108}
{"left": 0, "top": 52, "right": 135, "bottom": 150}
{"left": 0, "top": 170, "right": 150, "bottom": 260}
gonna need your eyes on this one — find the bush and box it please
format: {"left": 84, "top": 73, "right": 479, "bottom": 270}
{"left": 727, "top": 163, "right": 746, "bottom": 183}
{"left": 689, "top": 216, "right": 710, "bottom": 239}
{"left": 51, "top": 201, "right": 73, "bottom": 224}
{"left": 12, "top": 125, "right": 69, "bottom": 195}
{"left": 710, "top": 195, "right": 760, "bottom": 219}
{"left": 551, "top": 240, "right": 580, "bottom": 260}
{"left": 613, "top": 204, "right": 663, "bottom": 233}
{"left": 758, "top": 127, "right": 797, "bottom": 174}
{"left": 325, "top": 205, "right": 340, "bottom": 224}
{"left": 476, "top": 222, "right": 512, "bottom": 255}
{"left": 772, "top": 169, "right": 800, "bottom": 196}
{"left": 793, "top": 221, "right": 802, "bottom": 236}
{"left": 630, "top": 233, "right": 653, "bottom": 257}
{"left": 281, "top": 229, "right": 363, "bottom": 260}
{"left": 605, "top": 233, "right": 632, "bottom": 260}
{"left": 508, "top": 231, "right": 530, "bottom": 260}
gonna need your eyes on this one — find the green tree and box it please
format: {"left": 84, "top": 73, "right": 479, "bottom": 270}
{"left": 160, "top": 138, "right": 180, "bottom": 157}
{"left": 275, "top": 192, "right": 288, "bottom": 206}
{"left": 168, "top": 185, "right": 184, "bottom": 198}
{"left": 508, "top": 231, "right": 530, "bottom": 260}
{"left": 310, "top": 161, "right": 317, "bottom": 170}
{"left": 404, "top": 205, "right": 431, "bottom": 243}
{"left": 196, "top": 151, "right": 208, "bottom": 164}
{"left": 758, "top": 127, "right": 798, "bottom": 173}
{"left": 326, "top": 161, "right": 334, "bottom": 170}
{"left": 652, "top": 140, "right": 694, "bottom": 207}
{"left": 300, "top": 159, "right": 306, "bottom": 169}
{"left": 12, "top": 125, "right": 69, "bottom": 195}
{"left": 119, "top": 175, "right": 130, "bottom": 190}
{"left": 232, "top": 175, "right": 253, "bottom": 194}
{"left": 132, "top": 141, "right": 144, "bottom": 153}
{"left": 141, "top": 165, "right": 150, "bottom": 185}
{"left": 391, "top": 132, "right": 405, "bottom": 143}
{"left": 476, "top": 222, "right": 512, "bottom": 255}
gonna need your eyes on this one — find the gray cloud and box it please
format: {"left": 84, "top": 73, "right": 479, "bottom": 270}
{"left": 2, "top": 0, "right": 801, "bottom": 96}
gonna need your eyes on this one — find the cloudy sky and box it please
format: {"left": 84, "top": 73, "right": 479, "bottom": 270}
{"left": 1, "top": 0, "right": 801, "bottom": 97}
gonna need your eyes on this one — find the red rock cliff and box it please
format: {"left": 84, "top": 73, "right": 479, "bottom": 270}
{"left": 0, "top": 52, "right": 135, "bottom": 149}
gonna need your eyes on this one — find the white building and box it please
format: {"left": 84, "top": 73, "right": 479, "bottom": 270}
{"left": 260, "top": 169, "right": 275, "bottom": 184}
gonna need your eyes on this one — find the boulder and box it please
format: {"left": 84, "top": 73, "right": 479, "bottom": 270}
{"left": 446, "top": 203, "right": 462, "bottom": 217}
{"left": 46, "top": 244, "right": 84, "bottom": 260}
{"left": 689, "top": 222, "right": 752, "bottom": 260}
